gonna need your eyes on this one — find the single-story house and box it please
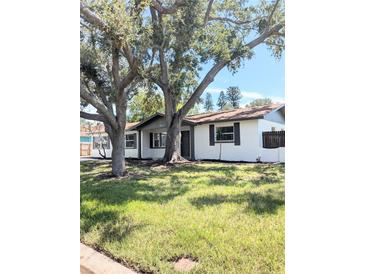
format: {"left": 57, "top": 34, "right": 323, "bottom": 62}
{"left": 90, "top": 104, "right": 285, "bottom": 162}
{"left": 80, "top": 125, "right": 93, "bottom": 156}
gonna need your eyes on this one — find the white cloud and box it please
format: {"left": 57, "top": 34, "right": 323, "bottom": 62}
{"left": 241, "top": 91, "right": 285, "bottom": 103}
{"left": 205, "top": 87, "right": 224, "bottom": 94}
{"left": 270, "top": 96, "right": 285, "bottom": 103}
{"left": 241, "top": 91, "right": 264, "bottom": 100}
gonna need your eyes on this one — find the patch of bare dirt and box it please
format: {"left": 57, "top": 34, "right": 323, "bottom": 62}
{"left": 171, "top": 257, "right": 198, "bottom": 272}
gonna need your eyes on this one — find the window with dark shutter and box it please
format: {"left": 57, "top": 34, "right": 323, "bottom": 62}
{"left": 151, "top": 132, "right": 167, "bottom": 148}
{"left": 150, "top": 132, "right": 153, "bottom": 148}
{"left": 234, "top": 122, "right": 240, "bottom": 146}
{"left": 216, "top": 126, "right": 234, "bottom": 142}
{"left": 209, "top": 124, "right": 215, "bottom": 146}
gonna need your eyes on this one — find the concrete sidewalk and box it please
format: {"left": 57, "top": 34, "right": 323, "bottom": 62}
{"left": 80, "top": 243, "right": 137, "bottom": 274}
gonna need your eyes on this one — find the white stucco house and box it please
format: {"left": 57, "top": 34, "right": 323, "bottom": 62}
{"left": 91, "top": 104, "right": 285, "bottom": 162}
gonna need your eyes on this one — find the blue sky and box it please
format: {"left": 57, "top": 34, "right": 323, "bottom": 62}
{"left": 199, "top": 43, "right": 285, "bottom": 109}
{"left": 84, "top": 43, "right": 284, "bottom": 115}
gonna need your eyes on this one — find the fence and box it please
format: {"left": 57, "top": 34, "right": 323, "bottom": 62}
{"left": 80, "top": 143, "right": 92, "bottom": 156}
{"left": 262, "top": 130, "right": 285, "bottom": 149}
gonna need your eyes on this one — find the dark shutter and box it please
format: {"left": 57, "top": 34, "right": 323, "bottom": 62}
{"left": 150, "top": 132, "right": 153, "bottom": 148}
{"left": 209, "top": 124, "right": 215, "bottom": 146}
{"left": 133, "top": 133, "right": 137, "bottom": 149}
{"left": 234, "top": 122, "right": 240, "bottom": 146}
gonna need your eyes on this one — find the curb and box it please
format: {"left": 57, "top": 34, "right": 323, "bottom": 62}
{"left": 80, "top": 243, "right": 137, "bottom": 274}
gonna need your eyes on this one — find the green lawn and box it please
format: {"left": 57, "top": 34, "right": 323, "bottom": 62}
{"left": 80, "top": 160, "right": 285, "bottom": 274}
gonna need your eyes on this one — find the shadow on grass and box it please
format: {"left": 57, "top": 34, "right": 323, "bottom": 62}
{"left": 81, "top": 170, "right": 190, "bottom": 206}
{"left": 80, "top": 160, "right": 111, "bottom": 173}
{"left": 81, "top": 206, "right": 147, "bottom": 244}
{"left": 189, "top": 189, "right": 284, "bottom": 214}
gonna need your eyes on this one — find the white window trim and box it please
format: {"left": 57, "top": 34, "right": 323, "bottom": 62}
{"left": 215, "top": 125, "right": 235, "bottom": 142}
{"left": 125, "top": 134, "right": 136, "bottom": 149}
{"left": 152, "top": 132, "right": 167, "bottom": 148}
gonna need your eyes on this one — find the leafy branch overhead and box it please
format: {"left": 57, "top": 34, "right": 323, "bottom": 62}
{"left": 79, "top": 0, "right": 285, "bottom": 165}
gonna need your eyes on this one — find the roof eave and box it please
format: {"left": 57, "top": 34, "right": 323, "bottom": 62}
{"left": 191, "top": 116, "right": 265, "bottom": 125}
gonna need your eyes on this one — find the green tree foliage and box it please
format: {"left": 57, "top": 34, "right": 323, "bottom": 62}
{"left": 226, "top": 86, "right": 242, "bottom": 109}
{"left": 128, "top": 89, "right": 164, "bottom": 122}
{"left": 247, "top": 98, "right": 273, "bottom": 107}
{"left": 217, "top": 91, "right": 228, "bottom": 110}
{"left": 80, "top": 0, "right": 285, "bottom": 163}
{"left": 204, "top": 92, "right": 214, "bottom": 112}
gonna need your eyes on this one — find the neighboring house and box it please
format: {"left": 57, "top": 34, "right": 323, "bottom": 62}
{"left": 90, "top": 122, "right": 139, "bottom": 158}
{"left": 90, "top": 104, "right": 285, "bottom": 162}
{"left": 80, "top": 125, "right": 93, "bottom": 156}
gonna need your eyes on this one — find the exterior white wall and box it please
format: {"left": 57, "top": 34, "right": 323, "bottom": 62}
{"left": 89, "top": 117, "right": 285, "bottom": 163}
{"left": 91, "top": 131, "right": 139, "bottom": 158}
{"left": 125, "top": 130, "right": 139, "bottom": 158}
{"left": 194, "top": 120, "right": 260, "bottom": 162}
{"left": 257, "top": 119, "right": 285, "bottom": 163}
{"left": 194, "top": 119, "right": 285, "bottom": 163}
{"left": 141, "top": 126, "right": 190, "bottom": 159}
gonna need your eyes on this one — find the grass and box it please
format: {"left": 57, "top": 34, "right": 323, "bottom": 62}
{"left": 80, "top": 160, "right": 285, "bottom": 274}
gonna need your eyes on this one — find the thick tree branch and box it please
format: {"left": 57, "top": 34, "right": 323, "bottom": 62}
{"left": 120, "top": 67, "right": 138, "bottom": 90}
{"left": 82, "top": 73, "right": 114, "bottom": 113}
{"left": 81, "top": 1, "right": 136, "bottom": 73}
{"left": 156, "top": 12, "right": 169, "bottom": 87}
{"left": 179, "top": 23, "right": 284, "bottom": 117}
{"left": 111, "top": 45, "right": 122, "bottom": 91}
{"left": 204, "top": 0, "right": 214, "bottom": 25}
{"left": 208, "top": 16, "right": 262, "bottom": 25}
{"left": 264, "top": 0, "right": 281, "bottom": 33}
{"left": 80, "top": 111, "right": 109, "bottom": 123}
{"left": 151, "top": 0, "right": 185, "bottom": 14}
{"left": 80, "top": 85, "right": 118, "bottom": 129}
{"left": 179, "top": 59, "right": 228, "bottom": 117}
{"left": 122, "top": 45, "right": 134, "bottom": 67}
{"left": 246, "top": 23, "right": 284, "bottom": 48}
{"left": 267, "top": 0, "right": 281, "bottom": 27}
{"left": 80, "top": 2, "right": 108, "bottom": 32}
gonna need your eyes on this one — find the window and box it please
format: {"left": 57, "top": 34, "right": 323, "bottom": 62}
{"left": 93, "top": 136, "right": 110, "bottom": 149}
{"left": 125, "top": 134, "right": 136, "bottom": 148}
{"left": 153, "top": 132, "right": 167, "bottom": 148}
{"left": 216, "top": 126, "right": 234, "bottom": 142}
{"left": 161, "top": 134, "right": 166, "bottom": 147}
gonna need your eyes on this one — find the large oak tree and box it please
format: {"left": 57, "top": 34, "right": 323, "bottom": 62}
{"left": 80, "top": 0, "right": 285, "bottom": 169}
{"left": 80, "top": 0, "right": 147, "bottom": 176}
{"left": 144, "top": 0, "right": 285, "bottom": 162}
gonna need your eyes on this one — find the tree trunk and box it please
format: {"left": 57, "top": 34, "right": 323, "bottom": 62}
{"left": 163, "top": 114, "right": 183, "bottom": 163}
{"left": 110, "top": 127, "right": 126, "bottom": 177}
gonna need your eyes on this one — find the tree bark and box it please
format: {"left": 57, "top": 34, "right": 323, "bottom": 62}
{"left": 110, "top": 127, "right": 126, "bottom": 177}
{"left": 163, "top": 113, "right": 182, "bottom": 163}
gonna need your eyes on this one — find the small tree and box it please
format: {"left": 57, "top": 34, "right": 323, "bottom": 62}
{"left": 226, "top": 86, "right": 242, "bottom": 109}
{"left": 247, "top": 98, "right": 273, "bottom": 107}
{"left": 204, "top": 92, "right": 214, "bottom": 112}
{"left": 217, "top": 91, "right": 227, "bottom": 110}
{"left": 85, "top": 122, "right": 108, "bottom": 158}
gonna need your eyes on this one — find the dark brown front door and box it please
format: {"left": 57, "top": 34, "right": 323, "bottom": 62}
{"left": 181, "top": 131, "right": 190, "bottom": 158}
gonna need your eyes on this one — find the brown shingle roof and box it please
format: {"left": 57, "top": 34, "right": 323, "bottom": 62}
{"left": 80, "top": 122, "right": 140, "bottom": 135}
{"left": 184, "top": 104, "right": 283, "bottom": 124}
